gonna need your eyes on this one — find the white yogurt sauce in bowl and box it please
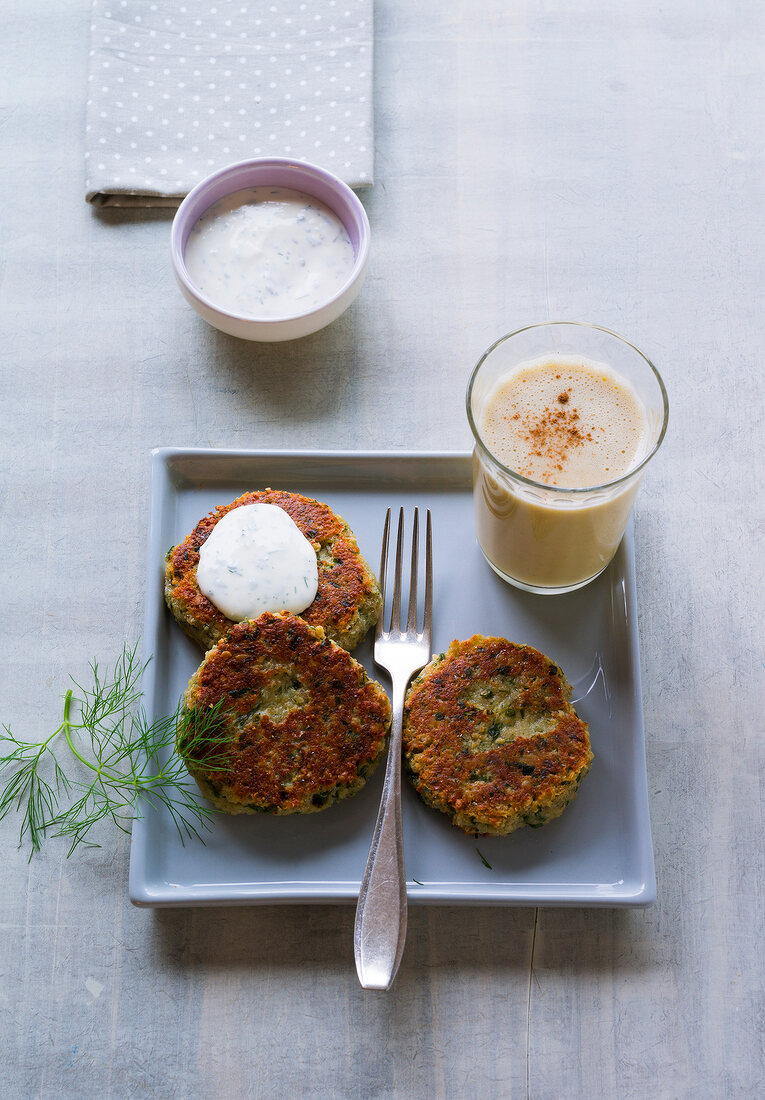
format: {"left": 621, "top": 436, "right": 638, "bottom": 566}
{"left": 171, "top": 157, "right": 370, "bottom": 341}
{"left": 196, "top": 503, "right": 319, "bottom": 621}
{"left": 183, "top": 186, "right": 356, "bottom": 321}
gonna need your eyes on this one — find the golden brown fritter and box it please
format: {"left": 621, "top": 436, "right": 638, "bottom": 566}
{"left": 178, "top": 612, "right": 391, "bottom": 815}
{"left": 403, "top": 635, "right": 593, "bottom": 836}
{"left": 164, "top": 489, "right": 382, "bottom": 651}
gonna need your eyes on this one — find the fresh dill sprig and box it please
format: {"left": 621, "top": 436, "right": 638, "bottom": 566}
{"left": 476, "top": 847, "right": 493, "bottom": 870}
{"left": 0, "top": 643, "right": 229, "bottom": 858}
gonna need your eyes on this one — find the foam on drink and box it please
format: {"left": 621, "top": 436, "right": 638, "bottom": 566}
{"left": 479, "top": 356, "right": 649, "bottom": 489}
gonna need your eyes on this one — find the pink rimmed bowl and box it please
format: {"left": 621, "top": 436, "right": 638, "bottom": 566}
{"left": 171, "top": 157, "right": 371, "bottom": 342}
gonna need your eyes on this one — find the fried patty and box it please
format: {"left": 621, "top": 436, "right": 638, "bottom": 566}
{"left": 402, "top": 635, "right": 593, "bottom": 836}
{"left": 165, "top": 489, "right": 382, "bottom": 652}
{"left": 178, "top": 611, "right": 391, "bottom": 815}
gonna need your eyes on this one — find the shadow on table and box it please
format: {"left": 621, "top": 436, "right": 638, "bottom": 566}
{"left": 90, "top": 206, "right": 177, "bottom": 225}
{"left": 150, "top": 903, "right": 658, "bottom": 985}
{"left": 144, "top": 905, "right": 666, "bottom": 1096}
{"left": 187, "top": 305, "right": 375, "bottom": 430}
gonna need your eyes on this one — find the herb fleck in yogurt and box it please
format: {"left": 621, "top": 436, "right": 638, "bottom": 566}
{"left": 183, "top": 186, "right": 356, "bottom": 320}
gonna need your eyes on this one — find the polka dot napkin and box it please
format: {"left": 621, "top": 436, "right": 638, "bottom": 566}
{"left": 85, "top": 0, "right": 374, "bottom": 207}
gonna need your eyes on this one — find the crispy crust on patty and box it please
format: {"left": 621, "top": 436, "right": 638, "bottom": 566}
{"left": 179, "top": 612, "right": 391, "bottom": 815}
{"left": 165, "top": 489, "right": 382, "bottom": 652}
{"left": 403, "top": 635, "right": 593, "bottom": 836}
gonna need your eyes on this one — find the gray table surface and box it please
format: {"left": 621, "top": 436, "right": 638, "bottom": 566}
{"left": 2, "top": 1, "right": 763, "bottom": 1097}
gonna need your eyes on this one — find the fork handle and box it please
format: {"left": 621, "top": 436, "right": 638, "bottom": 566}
{"left": 353, "top": 679, "right": 408, "bottom": 991}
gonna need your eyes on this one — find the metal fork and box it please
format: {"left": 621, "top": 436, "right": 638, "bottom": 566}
{"left": 354, "top": 507, "right": 432, "bottom": 990}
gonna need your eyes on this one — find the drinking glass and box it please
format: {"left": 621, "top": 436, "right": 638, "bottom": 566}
{"left": 466, "top": 322, "right": 669, "bottom": 595}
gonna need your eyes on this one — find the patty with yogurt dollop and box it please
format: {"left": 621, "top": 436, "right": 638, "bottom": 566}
{"left": 165, "top": 489, "right": 382, "bottom": 652}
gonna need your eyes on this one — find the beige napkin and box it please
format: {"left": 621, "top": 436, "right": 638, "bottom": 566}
{"left": 85, "top": 0, "right": 374, "bottom": 207}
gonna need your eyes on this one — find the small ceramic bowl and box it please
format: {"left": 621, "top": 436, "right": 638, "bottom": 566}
{"left": 171, "top": 157, "right": 371, "bottom": 341}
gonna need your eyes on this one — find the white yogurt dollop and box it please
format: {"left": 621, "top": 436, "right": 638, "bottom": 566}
{"left": 183, "top": 186, "right": 356, "bottom": 320}
{"left": 196, "top": 504, "right": 319, "bottom": 620}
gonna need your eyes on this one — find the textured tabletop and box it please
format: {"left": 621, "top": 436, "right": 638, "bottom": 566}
{"left": 2, "top": 1, "right": 763, "bottom": 1097}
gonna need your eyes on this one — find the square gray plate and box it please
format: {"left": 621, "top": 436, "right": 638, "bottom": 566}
{"left": 129, "top": 448, "right": 656, "bottom": 907}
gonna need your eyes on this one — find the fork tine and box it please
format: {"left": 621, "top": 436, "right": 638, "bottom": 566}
{"left": 389, "top": 507, "right": 404, "bottom": 632}
{"left": 406, "top": 508, "right": 419, "bottom": 632}
{"left": 376, "top": 508, "right": 391, "bottom": 637}
{"left": 423, "top": 509, "right": 433, "bottom": 643}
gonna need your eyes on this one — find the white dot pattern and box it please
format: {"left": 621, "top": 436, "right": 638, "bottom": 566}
{"left": 84, "top": 0, "right": 373, "bottom": 206}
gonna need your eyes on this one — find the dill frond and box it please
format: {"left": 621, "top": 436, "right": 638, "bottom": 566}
{"left": 0, "top": 645, "right": 227, "bottom": 858}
